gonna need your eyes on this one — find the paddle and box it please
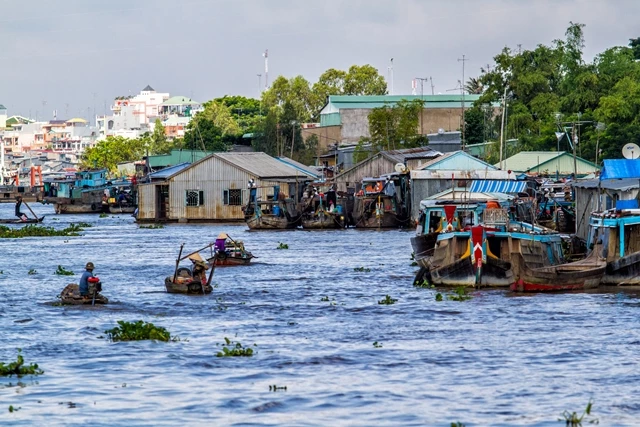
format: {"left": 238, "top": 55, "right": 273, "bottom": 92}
{"left": 173, "top": 243, "right": 185, "bottom": 283}
{"left": 22, "top": 200, "right": 38, "bottom": 221}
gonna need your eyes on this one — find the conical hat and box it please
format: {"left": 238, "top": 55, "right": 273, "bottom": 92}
{"left": 217, "top": 233, "right": 228, "bottom": 239}
{"left": 188, "top": 253, "right": 204, "bottom": 262}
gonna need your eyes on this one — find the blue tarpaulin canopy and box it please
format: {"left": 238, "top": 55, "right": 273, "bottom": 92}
{"left": 600, "top": 159, "right": 640, "bottom": 180}
{"left": 469, "top": 180, "right": 527, "bottom": 193}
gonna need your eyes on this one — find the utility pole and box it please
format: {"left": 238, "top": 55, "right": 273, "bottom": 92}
{"left": 416, "top": 77, "right": 429, "bottom": 135}
{"left": 257, "top": 74, "right": 262, "bottom": 97}
{"left": 458, "top": 54, "right": 468, "bottom": 149}
{"left": 388, "top": 58, "right": 394, "bottom": 95}
{"left": 263, "top": 49, "right": 269, "bottom": 89}
{"left": 429, "top": 76, "right": 434, "bottom": 95}
{"left": 499, "top": 86, "right": 508, "bottom": 170}
{"left": 572, "top": 122, "right": 578, "bottom": 177}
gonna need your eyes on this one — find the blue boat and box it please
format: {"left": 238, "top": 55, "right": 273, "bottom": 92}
{"left": 43, "top": 169, "right": 134, "bottom": 214}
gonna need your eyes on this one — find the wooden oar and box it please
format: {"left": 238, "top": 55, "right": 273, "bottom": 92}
{"left": 179, "top": 243, "right": 214, "bottom": 262}
{"left": 173, "top": 243, "right": 185, "bottom": 283}
{"left": 22, "top": 201, "right": 38, "bottom": 221}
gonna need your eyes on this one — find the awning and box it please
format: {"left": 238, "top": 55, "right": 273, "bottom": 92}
{"left": 469, "top": 180, "right": 527, "bottom": 193}
{"left": 600, "top": 159, "right": 640, "bottom": 180}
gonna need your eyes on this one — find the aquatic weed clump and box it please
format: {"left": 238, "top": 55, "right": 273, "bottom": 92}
{"left": 560, "top": 399, "right": 598, "bottom": 426}
{"left": 216, "top": 337, "right": 254, "bottom": 357}
{"left": 54, "top": 265, "right": 74, "bottom": 276}
{"left": 0, "top": 349, "right": 44, "bottom": 377}
{"left": 0, "top": 223, "right": 90, "bottom": 238}
{"left": 105, "top": 320, "right": 179, "bottom": 342}
{"left": 377, "top": 295, "right": 398, "bottom": 305}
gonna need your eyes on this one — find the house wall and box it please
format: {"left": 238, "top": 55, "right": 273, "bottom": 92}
{"left": 137, "top": 156, "right": 302, "bottom": 222}
{"left": 333, "top": 156, "right": 396, "bottom": 192}
{"left": 301, "top": 125, "right": 341, "bottom": 150}
{"left": 410, "top": 178, "right": 458, "bottom": 222}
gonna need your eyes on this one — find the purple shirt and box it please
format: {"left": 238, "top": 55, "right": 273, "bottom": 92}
{"left": 215, "top": 239, "right": 226, "bottom": 252}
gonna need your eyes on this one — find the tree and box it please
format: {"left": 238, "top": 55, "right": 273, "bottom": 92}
{"left": 630, "top": 37, "right": 640, "bottom": 60}
{"left": 252, "top": 106, "right": 279, "bottom": 156}
{"left": 353, "top": 138, "right": 372, "bottom": 164}
{"left": 343, "top": 64, "right": 388, "bottom": 96}
{"left": 200, "top": 100, "right": 240, "bottom": 136}
{"left": 183, "top": 115, "right": 229, "bottom": 152}
{"left": 297, "top": 134, "right": 318, "bottom": 166}
{"left": 214, "top": 95, "right": 262, "bottom": 134}
{"left": 261, "top": 75, "right": 313, "bottom": 122}
{"left": 368, "top": 99, "right": 425, "bottom": 151}
{"left": 463, "top": 107, "right": 485, "bottom": 145}
{"left": 81, "top": 136, "right": 145, "bottom": 172}
{"left": 465, "top": 77, "right": 484, "bottom": 94}
{"left": 149, "top": 119, "right": 173, "bottom": 154}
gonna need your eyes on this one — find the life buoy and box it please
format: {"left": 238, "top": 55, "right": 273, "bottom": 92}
{"left": 91, "top": 203, "right": 97, "bottom": 211}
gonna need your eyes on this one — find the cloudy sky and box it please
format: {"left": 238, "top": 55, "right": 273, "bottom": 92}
{"left": 1, "top": 0, "right": 638, "bottom": 120}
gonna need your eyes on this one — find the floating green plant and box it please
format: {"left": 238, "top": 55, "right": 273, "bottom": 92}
{"left": 0, "top": 223, "right": 90, "bottom": 238}
{"left": 353, "top": 266, "right": 371, "bottom": 272}
{"left": 450, "top": 423, "right": 465, "bottom": 427}
{"left": 54, "top": 265, "right": 74, "bottom": 276}
{"left": 139, "top": 224, "right": 164, "bottom": 229}
{"left": 414, "top": 278, "right": 433, "bottom": 288}
{"left": 378, "top": 295, "right": 398, "bottom": 305}
{"left": 216, "top": 337, "right": 254, "bottom": 357}
{"left": 560, "top": 400, "right": 598, "bottom": 426}
{"left": 0, "top": 349, "right": 43, "bottom": 377}
{"left": 373, "top": 341, "right": 383, "bottom": 348}
{"left": 105, "top": 320, "right": 179, "bottom": 342}
{"left": 320, "top": 296, "right": 330, "bottom": 302}
{"left": 276, "top": 242, "right": 289, "bottom": 250}
{"left": 269, "top": 385, "right": 287, "bottom": 391}
{"left": 28, "top": 269, "right": 37, "bottom": 275}
{"left": 435, "top": 293, "right": 443, "bottom": 301}
{"left": 99, "top": 213, "right": 109, "bottom": 218}
{"left": 448, "top": 286, "right": 472, "bottom": 301}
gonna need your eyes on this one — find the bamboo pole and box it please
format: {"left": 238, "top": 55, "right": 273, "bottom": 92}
{"left": 179, "top": 242, "right": 214, "bottom": 262}
{"left": 22, "top": 200, "right": 38, "bottom": 220}
{"left": 173, "top": 243, "right": 185, "bottom": 282}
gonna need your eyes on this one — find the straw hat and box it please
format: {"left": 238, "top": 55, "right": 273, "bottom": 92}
{"left": 188, "top": 253, "right": 204, "bottom": 262}
{"left": 217, "top": 233, "right": 228, "bottom": 239}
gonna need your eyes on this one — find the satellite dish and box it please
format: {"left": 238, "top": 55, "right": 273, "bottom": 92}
{"left": 623, "top": 143, "right": 640, "bottom": 159}
{"left": 394, "top": 163, "right": 407, "bottom": 173}
{"left": 438, "top": 128, "right": 445, "bottom": 135}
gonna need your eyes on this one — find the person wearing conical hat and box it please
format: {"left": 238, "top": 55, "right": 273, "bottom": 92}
{"left": 215, "top": 233, "right": 228, "bottom": 253}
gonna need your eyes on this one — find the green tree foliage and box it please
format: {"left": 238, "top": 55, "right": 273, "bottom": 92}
{"left": 367, "top": 99, "right": 426, "bottom": 152}
{"left": 214, "top": 95, "right": 262, "bottom": 134}
{"left": 476, "top": 22, "right": 640, "bottom": 163}
{"left": 81, "top": 136, "right": 145, "bottom": 172}
{"left": 252, "top": 106, "right": 279, "bottom": 156}
{"left": 149, "top": 119, "right": 173, "bottom": 154}
{"left": 183, "top": 115, "right": 231, "bottom": 152}
{"left": 261, "top": 75, "right": 313, "bottom": 122}
{"left": 463, "top": 107, "right": 485, "bottom": 145}
{"left": 353, "top": 138, "right": 372, "bottom": 164}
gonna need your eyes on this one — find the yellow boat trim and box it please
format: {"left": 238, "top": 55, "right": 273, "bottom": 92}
{"left": 460, "top": 240, "right": 471, "bottom": 260}
{"left": 485, "top": 239, "right": 499, "bottom": 259}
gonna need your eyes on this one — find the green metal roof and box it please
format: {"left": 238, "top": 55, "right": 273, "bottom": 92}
{"left": 498, "top": 151, "right": 599, "bottom": 174}
{"left": 322, "top": 94, "right": 484, "bottom": 112}
{"left": 148, "top": 149, "right": 209, "bottom": 168}
{"left": 162, "top": 96, "right": 200, "bottom": 106}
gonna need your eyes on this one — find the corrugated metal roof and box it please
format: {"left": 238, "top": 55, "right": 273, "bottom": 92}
{"left": 600, "top": 159, "right": 640, "bottom": 180}
{"left": 276, "top": 157, "right": 321, "bottom": 178}
{"left": 469, "top": 180, "right": 527, "bottom": 193}
{"left": 162, "top": 96, "right": 200, "bottom": 106}
{"left": 417, "top": 151, "right": 497, "bottom": 171}
{"left": 498, "top": 151, "right": 563, "bottom": 172}
{"left": 573, "top": 178, "right": 640, "bottom": 191}
{"left": 216, "top": 152, "right": 316, "bottom": 179}
{"left": 149, "top": 162, "right": 191, "bottom": 179}
{"left": 381, "top": 147, "right": 441, "bottom": 164}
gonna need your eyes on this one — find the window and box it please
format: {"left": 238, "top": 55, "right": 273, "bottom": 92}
{"left": 223, "top": 189, "right": 242, "bottom": 206}
{"left": 186, "top": 190, "right": 204, "bottom": 206}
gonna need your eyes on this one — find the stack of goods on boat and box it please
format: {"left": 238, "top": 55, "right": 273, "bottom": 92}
{"left": 300, "top": 184, "right": 347, "bottom": 229}
{"left": 352, "top": 172, "right": 411, "bottom": 228}
{"left": 243, "top": 183, "right": 301, "bottom": 230}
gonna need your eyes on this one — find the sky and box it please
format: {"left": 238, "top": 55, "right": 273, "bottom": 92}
{"left": 1, "top": 0, "right": 638, "bottom": 121}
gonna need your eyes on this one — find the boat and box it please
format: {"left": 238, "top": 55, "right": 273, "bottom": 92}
{"left": 0, "top": 216, "right": 45, "bottom": 224}
{"left": 352, "top": 172, "right": 411, "bottom": 229}
{"left": 243, "top": 184, "right": 301, "bottom": 230}
{"left": 58, "top": 282, "right": 108, "bottom": 305}
{"left": 165, "top": 243, "right": 217, "bottom": 294}
{"left": 510, "top": 247, "right": 606, "bottom": 292}
{"left": 43, "top": 169, "right": 136, "bottom": 214}
{"left": 300, "top": 184, "right": 346, "bottom": 229}
{"left": 208, "top": 236, "right": 254, "bottom": 266}
{"left": 412, "top": 196, "right": 566, "bottom": 288}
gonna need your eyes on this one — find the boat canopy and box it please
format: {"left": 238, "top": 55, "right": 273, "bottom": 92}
{"left": 469, "top": 180, "right": 527, "bottom": 194}
{"left": 600, "top": 159, "right": 640, "bottom": 180}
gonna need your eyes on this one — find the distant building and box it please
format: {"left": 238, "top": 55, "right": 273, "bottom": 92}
{"left": 0, "top": 104, "right": 6, "bottom": 129}
{"left": 303, "top": 94, "right": 496, "bottom": 150}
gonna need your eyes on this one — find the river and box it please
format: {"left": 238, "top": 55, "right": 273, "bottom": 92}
{"left": 0, "top": 203, "right": 639, "bottom": 426}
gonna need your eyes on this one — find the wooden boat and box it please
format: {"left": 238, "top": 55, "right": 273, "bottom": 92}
{"left": 243, "top": 185, "right": 301, "bottom": 230}
{"left": 208, "top": 238, "right": 254, "bottom": 266}
{"left": 58, "top": 283, "right": 108, "bottom": 305}
{"left": 299, "top": 185, "right": 346, "bottom": 229}
{"left": 165, "top": 243, "right": 217, "bottom": 294}
{"left": 352, "top": 173, "right": 411, "bottom": 229}
{"left": 510, "top": 247, "right": 606, "bottom": 292}
{"left": 413, "top": 199, "right": 566, "bottom": 288}
{"left": 0, "top": 216, "right": 44, "bottom": 224}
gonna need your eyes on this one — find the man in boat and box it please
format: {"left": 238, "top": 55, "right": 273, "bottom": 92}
{"left": 79, "top": 262, "right": 95, "bottom": 298}
{"left": 15, "top": 196, "right": 28, "bottom": 221}
{"left": 187, "top": 254, "right": 209, "bottom": 285}
{"left": 215, "top": 233, "right": 229, "bottom": 255}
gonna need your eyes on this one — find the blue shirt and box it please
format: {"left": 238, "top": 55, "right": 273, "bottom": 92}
{"left": 79, "top": 270, "right": 93, "bottom": 296}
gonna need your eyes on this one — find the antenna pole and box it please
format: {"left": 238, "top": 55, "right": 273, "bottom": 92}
{"left": 388, "top": 58, "right": 394, "bottom": 95}
{"left": 263, "top": 49, "right": 269, "bottom": 89}
{"left": 458, "top": 54, "right": 468, "bottom": 149}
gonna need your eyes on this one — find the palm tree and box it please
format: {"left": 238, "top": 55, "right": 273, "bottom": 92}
{"left": 465, "top": 77, "right": 484, "bottom": 94}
